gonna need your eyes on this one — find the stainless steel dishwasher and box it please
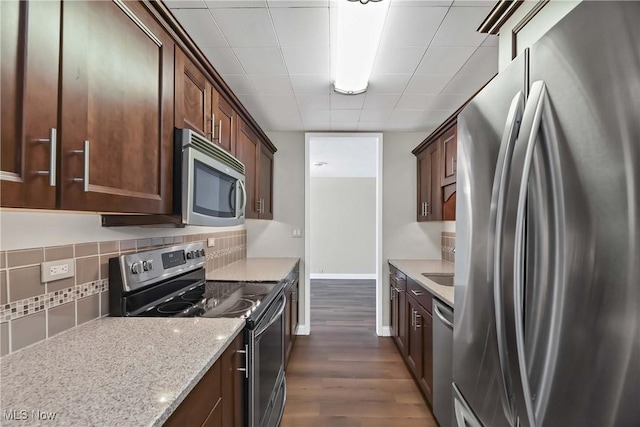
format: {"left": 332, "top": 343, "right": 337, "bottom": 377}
{"left": 433, "top": 298, "right": 454, "bottom": 427}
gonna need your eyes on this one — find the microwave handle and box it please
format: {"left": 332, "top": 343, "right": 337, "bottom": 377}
{"left": 238, "top": 179, "right": 247, "bottom": 218}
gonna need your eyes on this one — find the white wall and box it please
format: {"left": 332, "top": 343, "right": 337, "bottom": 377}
{"left": 310, "top": 177, "right": 376, "bottom": 276}
{"left": 0, "top": 209, "right": 243, "bottom": 251}
{"left": 498, "top": 0, "right": 582, "bottom": 71}
{"left": 245, "top": 131, "right": 306, "bottom": 324}
{"left": 382, "top": 132, "right": 448, "bottom": 324}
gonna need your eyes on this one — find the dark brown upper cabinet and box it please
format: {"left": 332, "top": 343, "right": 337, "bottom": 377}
{"left": 175, "top": 47, "right": 209, "bottom": 138}
{"left": 212, "top": 90, "right": 236, "bottom": 155}
{"left": 59, "top": 0, "right": 175, "bottom": 214}
{"left": 414, "top": 122, "right": 457, "bottom": 222}
{"left": 235, "top": 118, "right": 274, "bottom": 220}
{"left": 1, "top": 0, "right": 60, "bottom": 209}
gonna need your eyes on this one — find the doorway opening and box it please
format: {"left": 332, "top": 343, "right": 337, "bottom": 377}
{"left": 303, "top": 133, "right": 384, "bottom": 336}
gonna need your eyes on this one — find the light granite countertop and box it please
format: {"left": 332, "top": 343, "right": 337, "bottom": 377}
{"left": 0, "top": 317, "right": 244, "bottom": 427}
{"left": 206, "top": 257, "right": 299, "bottom": 282}
{"left": 388, "top": 259, "right": 455, "bottom": 307}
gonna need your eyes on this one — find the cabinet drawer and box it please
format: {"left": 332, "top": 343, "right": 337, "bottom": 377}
{"left": 407, "top": 278, "right": 432, "bottom": 314}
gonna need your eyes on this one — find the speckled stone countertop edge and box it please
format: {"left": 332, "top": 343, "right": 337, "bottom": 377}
{"left": 151, "top": 321, "right": 244, "bottom": 426}
{"left": 388, "top": 259, "right": 455, "bottom": 308}
{"left": 206, "top": 257, "right": 300, "bottom": 282}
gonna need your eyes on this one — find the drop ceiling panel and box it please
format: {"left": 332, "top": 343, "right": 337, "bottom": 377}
{"left": 172, "top": 9, "right": 227, "bottom": 48}
{"left": 221, "top": 74, "right": 256, "bottom": 94}
{"left": 331, "top": 110, "right": 361, "bottom": 122}
{"left": 362, "top": 94, "right": 401, "bottom": 111}
{"left": 431, "top": 6, "right": 493, "bottom": 47}
{"left": 300, "top": 109, "right": 330, "bottom": 122}
{"left": 267, "top": 0, "right": 329, "bottom": 7}
{"left": 205, "top": 0, "right": 267, "bottom": 7}
{"left": 367, "top": 74, "right": 413, "bottom": 94}
{"left": 360, "top": 109, "right": 393, "bottom": 122}
{"left": 164, "top": 0, "right": 206, "bottom": 9}
{"left": 296, "top": 94, "right": 330, "bottom": 110}
{"left": 330, "top": 93, "right": 366, "bottom": 110}
{"left": 429, "top": 94, "right": 469, "bottom": 110}
{"left": 415, "top": 46, "right": 476, "bottom": 74}
{"left": 209, "top": 8, "right": 278, "bottom": 47}
{"left": 405, "top": 74, "right": 452, "bottom": 94}
{"left": 248, "top": 74, "right": 293, "bottom": 94}
{"left": 392, "top": 0, "right": 453, "bottom": 6}
{"left": 270, "top": 7, "right": 329, "bottom": 47}
{"left": 396, "top": 93, "right": 436, "bottom": 110}
{"left": 372, "top": 46, "right": 426, "bottom": 75}
{"left": 233, "top": 47, "right": 287, "bottom": 74}
{"left": 281, "top": 46, "right": 330, "bottom": 74}
{"left": 290, "top": 74, "right": 331, "bottom": 94}
{"left": 201, "top": 48, "right": 245, "bottom": 74}
{"left": 379, "top": 7, "right": 448, "bottom": 47}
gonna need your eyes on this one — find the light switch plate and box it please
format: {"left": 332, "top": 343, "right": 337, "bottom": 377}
{"left": 207, "top": 238, "right": 216, "bottom": 247}
{"left": 41, "top": 258, "right": 75, "bottom": 283}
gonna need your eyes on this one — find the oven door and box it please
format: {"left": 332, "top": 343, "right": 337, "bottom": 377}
{"left": 182, "top": 145, "right": 246, "bottom": 227}
{"left": 249, "top": 291, "right": 287, "bottom": 427}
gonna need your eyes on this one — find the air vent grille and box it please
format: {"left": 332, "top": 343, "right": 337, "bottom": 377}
{"left": 188, "top": 132, "right": 245, "bottom": 175}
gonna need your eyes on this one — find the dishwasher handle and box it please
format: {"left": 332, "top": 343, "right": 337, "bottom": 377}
{"left": 433, "top": 300, "right": 454, "bottom": 330}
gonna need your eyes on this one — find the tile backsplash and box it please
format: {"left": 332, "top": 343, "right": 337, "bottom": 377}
{"left": 0, "top": 230, "right": 246, "bottom": 356}
{"left": 441, "top": 231, "right": 456, "bottom": 263}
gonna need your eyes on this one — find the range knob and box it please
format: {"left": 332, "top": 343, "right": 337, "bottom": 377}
{"left": 143, "top": 259, "right": 153, "bottom": 271}
{"left": 199, "top": 249, "right": 206, "bottom": 257}
{"left": 186, "top": 251, "right": 194, "bottom": 260}
{"left": 131, "top": 262, "right": 142, "bottom": 274}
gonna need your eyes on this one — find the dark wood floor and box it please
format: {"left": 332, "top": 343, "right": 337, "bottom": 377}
{"left": 281, "top": 279, "right": 437, "bottom": 427}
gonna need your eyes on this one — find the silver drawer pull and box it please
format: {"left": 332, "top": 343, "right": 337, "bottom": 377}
{"left": 236, "top": 344, "right": 249, "bottom": 379}
{"left": 410, "top": 289, "right": 423, "bottom": 297}
{"left": 72, "top": 140, "right": 90, "bottom": 192}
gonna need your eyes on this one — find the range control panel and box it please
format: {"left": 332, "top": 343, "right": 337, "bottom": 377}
{"left": 116, "top": 242, "right": 206, "bottom": 292}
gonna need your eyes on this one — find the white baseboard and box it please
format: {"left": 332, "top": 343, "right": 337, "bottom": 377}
{"left": 310, "top": 273, "right": 377, "bottom": 280}
{"left": 380, "top": 326, "right": 392, "bottom": 337}
{"left": 295, "top": 324, "right": 310, "bottom": 335}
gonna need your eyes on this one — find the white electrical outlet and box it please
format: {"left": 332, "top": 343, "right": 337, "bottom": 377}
{"left": 41, "top": 258, "right": 75, "bottom": 283}
{"left": 292, "top": 229, "right": 302, "bottom": 238}
{"left": 207, "top": 238, "right": 216, "bottom": 247}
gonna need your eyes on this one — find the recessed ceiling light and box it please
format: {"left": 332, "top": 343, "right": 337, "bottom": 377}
{"left": 334, "top": 0, "right": 390, "bottom": 95}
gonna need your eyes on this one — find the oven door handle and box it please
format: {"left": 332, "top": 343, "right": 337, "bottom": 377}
{"left": 255, "top": 294, "right": 287, "bottom": 338}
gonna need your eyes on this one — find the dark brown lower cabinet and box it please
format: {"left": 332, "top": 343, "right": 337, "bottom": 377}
{"left": 389, "top": 264, "right": 435, "bottom": 406}
{"left": 164, "top": 332, "right": 245, "bottom": 427}
{"left": 285, "top": 277, "right": 299, "bottom": 368}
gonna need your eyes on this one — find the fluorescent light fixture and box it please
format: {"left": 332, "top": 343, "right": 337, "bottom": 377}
{"left": 334, "top": 0, "right": 390, "bottom": 95}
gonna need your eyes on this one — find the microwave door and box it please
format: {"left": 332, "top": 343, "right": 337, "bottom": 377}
{"left": 237, "top": 179, "right": 247, "bottom": 219}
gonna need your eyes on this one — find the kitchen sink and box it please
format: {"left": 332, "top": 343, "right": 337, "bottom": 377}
{"left": 422, "top": 274, "right": 454, "bottom": 287}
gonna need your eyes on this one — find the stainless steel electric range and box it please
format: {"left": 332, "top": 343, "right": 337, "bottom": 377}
{"left": 109, "top": 242, "right": 287, "bottom": 427}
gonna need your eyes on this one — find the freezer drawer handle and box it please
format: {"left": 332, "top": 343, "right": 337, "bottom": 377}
{"left": 434, "top": 303, "right": 453, "bottom": 330}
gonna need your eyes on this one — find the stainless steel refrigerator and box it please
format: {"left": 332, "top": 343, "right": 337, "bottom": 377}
{"left": 453, "top": 2, "right": 640, "bottom": 427}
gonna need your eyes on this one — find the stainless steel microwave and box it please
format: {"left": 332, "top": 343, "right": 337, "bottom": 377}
{"left": 177, "top": 128, "right": 246, "bottom": 227}
{"left": 101, "top": 129, "right": 245, "bottom": 227}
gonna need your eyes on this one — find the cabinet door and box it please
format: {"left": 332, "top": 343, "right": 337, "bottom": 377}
{"left": 389, "top": 277, "right": 398, "bottom": 340}
{"left": 426, "top": 142, "right": 442, "bottom": 221}
{"left": 212, "top": 91, "right": 236, "bottom": 155}
{"left": 419, "top": 305, "right": 433, "bottom": 404}
{"left": 221, "top": 332, "right": 245, "bottom": 427}
{"left": 416, "top": 151, "right": 429, "bottom": 222}
{"left": 175, "top": 48, "right": 210, "bottom": 138}
{"left": 258, "top": 143, "right": 274, "bottom": 220}
{"left": 1, "top": 0, "right": 60, "bottom": 209}
{"left": 443, "top": 182, "right": 456, "bottom": 221}
{"left": 397, "top": 283, "right": 407, "bottom": 356}
{"left": 292, "top": 279, "right": 299, "bottom": 341}
{"left": 406, "top": 296, "right": 423, "bottom": 380}
{"left": 236, "top": 119, "right": 259, "bottom": 219}
{"left": 441, "top": 125, "right": 457, "bottom": 186}
{"left": 59, "top": 1, "right": 174, "bottom": 214}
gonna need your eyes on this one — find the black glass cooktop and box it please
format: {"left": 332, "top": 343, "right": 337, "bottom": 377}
{"left": 138, "top": 280, "right": 280, "bottom": 320}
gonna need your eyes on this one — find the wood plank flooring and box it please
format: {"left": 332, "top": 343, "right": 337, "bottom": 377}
{"left": 281, "top": 279, "right": 437, "bottom": 427}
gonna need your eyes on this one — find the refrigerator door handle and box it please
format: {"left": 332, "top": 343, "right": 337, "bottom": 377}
{"left": 490, "top": 90, "right": 525, "bottom": 423}
{"left": 512, "top": 80, "right": 566, "bottom": 427}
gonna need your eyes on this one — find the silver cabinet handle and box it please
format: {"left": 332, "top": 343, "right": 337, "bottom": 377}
{"left": 72, "top": 140, "right": 90, "bottom": 192}
{"left": 208, "top": 113, "right": 216, "bottom": 139}
{"left": 415, "top": 312, "right": 421, "bottom": 329}
{"left": 34, "top": 128, "right": 57, "bottom": 186}
{"left": 452, "top": 157, "right": 457, "bottom": 174}
{"left": 426, "top": 202, "right": 431, "bottom": 216}
{"left": 411, "top": 308, "right": 416, "bottom": 330}
{"left": 218, "top": 119, "right": 223, "bottom": 143}
{"left": 236, "top": 344, "right": 249, "bottom": 379}
{"left": 410, "top": 289, "right": 423, "bottom": 297}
